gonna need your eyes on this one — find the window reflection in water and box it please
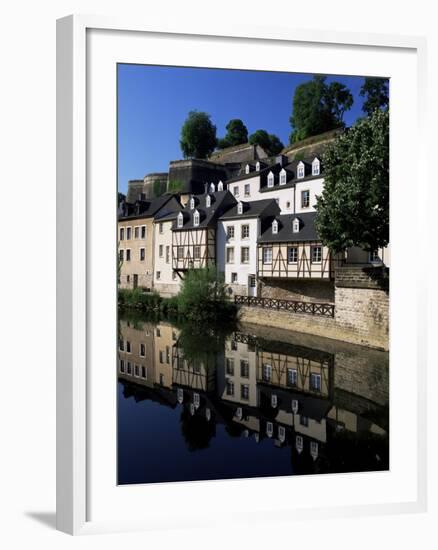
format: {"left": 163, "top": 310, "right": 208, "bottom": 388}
{"left": 117, "top": 315, "right": 389, "bottom": 485}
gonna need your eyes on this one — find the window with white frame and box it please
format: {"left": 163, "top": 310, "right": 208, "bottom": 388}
{"left": 126, "top": 362, "right": 132, "bottom": 375}
{"left": 177, "top": 212, "right": 183, "bottom": 228}
{"left": 226, "top": 357, "right": 234, "bottom": 375}
{"left": 206, "top": 195, "right": 211, "bottom": 208}
{"left": 194, "top": 246, "right": 201, "bottom": 259}
{"left": 227, "top": 225, "right": 235, "bottom": 239}
{"left": 226, "top": 380, "right": 235, "bottom": 396}
{"left": 119, "top": 227, "right": 125, "bottom": 241}
{"left": 272, "top": 220, "right": 278, "bottom": 234}
{"left": 140, "top": 248, "right": 145, "bottom": 261}
{"left": 241, "top": 247, "right": 250, "bottom": 264}
{"left": 240, "top": 359, "right": 249, "bottom": 378}
{"left": 141, "top": 366, "right": 147, "bottom": 379}
{"left": 297, "top": 162, "right": 305, "bottom": 179}
{"left": 177, "top": 246, "right": 184, "bottom": 260}
{"left": 310, "top": 373, "right": 322, "bottom": 392}
{"left": 139, "top": 343, "right": 145, "bottom": 357}
{"left": 190, "top": 197, "right": 195, "bottom": 209}
{"left": 119, "top": 359, "right": 125, "bottom": 373}
{"left": 226, "top": 247, "right": 235, "bottom": 264}
{"left": 141, "top": 225, "right": 146, "bottom": 239}
{"left": 166, "top": 246, "right": 170, "bottom": 263}
{"left": 126, "top": 341, "right": 131, "bottom": 353}
{"left": 241, "top": 224, "right": 249, "bottom": 239}
{"left": 119, "top": 339, "right": 124, "bottom": 351}
{"left": 218, "top": 180, "right": 223, "bottom": 191}
{"left": 231, "top": 272, "right": 238, "bottom": 284}
{"left": 237, "top": 202, "right": 243, "bottom": 214}
{"left": 256, "top": 161, "right": 260, "bottom": 171}
{"left": 233, "top": 186, "right": 239, "bottom": 197}
{"left": 134, "top": 226, "right": 139, "bottom": 239}
{"left": 267, "top": 171, "right": 274, "bottom": 188}
{"left": 312, "top": 158, "right": 320, "bottom": 176}
{"left": 244, "top": 183, "right": 250, "bottom": 197}
{"left": 240, "top": 384, "right": 250, "bottom": 400}
{"left": 287, "top": 368, "right": 298, "bottom": 386}
{"left": 210, "top": 183, "right": 215, "bottom": 193}
{"left": 311, "top": 246, "right": 322, "bottom": 263}
{"left": 159, "top": 244, "right": 163, "bottom": 257}
{"left": 126, "top": 227, "right": 132, "bottom": 240}
{"left": 287, "top": 246, "right": 298, "bottom": 263}
{"left": 293, "top": 218, "right": 300, "bottom": 233}
{"left": 119, "top": 249, "right": 124, "bottom": 262}
{"left": 263, "top": 247, "right": 272, "bottom": 264}
{"left": 262, "top": 363, "right": 272, "bottom": 382}
{"left": 279, "top": 168, "right": 287, "bottom": 185}
{"left": 125, "top": 249, "right": 131, "bottom": 262}
{"left": 245, "top": 164, "right": 250, "bottom": 174}
{"left": 193, "top": 210, "right": 200, "bottom": 226}
{"left": 301, "top": 190, "right": 310, "bottom": 208}
{"left": 159, "top": 223, "right": 163, "bottom": 234}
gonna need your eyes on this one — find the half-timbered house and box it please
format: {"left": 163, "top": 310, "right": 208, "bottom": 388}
{"left": 217, "top": 198, "right": 280, "bottom": 296}
{"left": 257, "top": 212, "right": 342, "bottom": 280}
{"left": 171, "top": 190, "right": 236, "bottom": 273}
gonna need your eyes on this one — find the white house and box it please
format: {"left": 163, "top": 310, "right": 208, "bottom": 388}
{"left": 217, "top": 198, "right": 280, "bottom": 296}
{"left": 153, "top": 214, "right": 181, "bottom": 296}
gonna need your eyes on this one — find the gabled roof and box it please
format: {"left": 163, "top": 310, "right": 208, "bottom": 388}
{"left": 258, "top": 212, "right": 320, "bottom": 243}
{"left": 172, "top": 190, "right": 237, "bottom": 231}
{"left": 219, "top": 198, "right": 280, "bottom": 221}
{"left": 118, "top": 194, "right": 180, "bottom": 221}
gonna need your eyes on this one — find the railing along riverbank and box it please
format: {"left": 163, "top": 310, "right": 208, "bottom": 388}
{"left": 234, "top": 295, "right": 335, "bottom": 318}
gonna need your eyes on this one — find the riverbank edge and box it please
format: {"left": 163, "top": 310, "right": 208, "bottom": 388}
{"left": 238, "top": 305, "right": 389, "bottom": 351}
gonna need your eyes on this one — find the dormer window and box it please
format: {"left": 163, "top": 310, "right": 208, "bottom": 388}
{"left": 218, "top": 180, "right": 223, "bottom": 191}
{"left": 256, "top": 161, "right": 260, "bottom": 171}
{"left": 245, "top": 164, "right": 250, "bottom": 174}
{"left": 297, "top": 162, "right": 305, "bottom": 179}
{"left": 272, "top": 220, "right": 278, "bottom": 234}
{"left": 189, "top": 197, "right": 195, "bottom": 209}
{"left": 209, "top": 182, "right": 215, "bottom": 193}
{"left": 237, "top": 201, "right": 243, "bottom": 215}
{"left": 292, "top": 218, "right": 300, "bottom": 233}
{"left": 267, "top": 171, "right": 274, "bottom": 188}
{"left": 193, "top": 210, "right": 200, "bottom": 227}
{"left": 279, "top": 168, "right": 287, "bottom": 186}
{"left": 312, "top": 158, "right": 320, "bottom": 176}
{"left": 177, "top": 212, "right": 183, "bottom": 229}
{"left": 206, "top": 195, "right": 211, "bottom": 208}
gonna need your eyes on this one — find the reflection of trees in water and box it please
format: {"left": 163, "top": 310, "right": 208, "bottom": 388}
{"left": 180, "top": 406, "right": 216, "bottom": 451}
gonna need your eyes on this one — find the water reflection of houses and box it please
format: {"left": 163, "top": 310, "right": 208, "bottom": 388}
{"left": 118, "top": 319, "right": 388, "bottom": 468}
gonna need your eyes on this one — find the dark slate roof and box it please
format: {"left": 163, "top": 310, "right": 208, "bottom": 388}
{"left": 118, "top": 194, "right": 180, "bottom": 221}
{"left": 258, "top": 212, "right": 320, "bottom": 243}
{"left": 218, "top": 198, "right": 280, "bottom": 221}
{"left": 172, "top": 190, "right": 237, "bottom": 231}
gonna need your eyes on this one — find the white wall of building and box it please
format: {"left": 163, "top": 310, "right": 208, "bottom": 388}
{"left": 153, "top": 220, "right": 181, "bottom": 296}
{"left": 294, "top": 177, "right": 324, "bottom": 214}
{"left": 217, "top": 217, "right": 259, "bottom": 296}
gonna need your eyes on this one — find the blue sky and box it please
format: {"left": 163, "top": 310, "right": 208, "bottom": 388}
{"left": 118, "top": 64, "right": 368, "bottom": 194}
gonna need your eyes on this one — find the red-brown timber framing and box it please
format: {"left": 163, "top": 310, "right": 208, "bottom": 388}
{"left": 257, "top": 241, "right": 342, "bottom": 279}
{"left": 172, "top": 228, "right": 216, "bottom": 272}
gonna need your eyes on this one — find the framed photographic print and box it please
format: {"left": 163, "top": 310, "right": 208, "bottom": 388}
{"left": 57, "top": 15, "right": 427, "bottom": 535}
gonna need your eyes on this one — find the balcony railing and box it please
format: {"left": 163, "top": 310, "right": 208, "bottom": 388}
{"left": 234, "top": 295, "right": 335, "bottom": 318}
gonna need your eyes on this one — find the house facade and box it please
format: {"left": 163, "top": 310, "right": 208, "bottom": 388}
{"left": 217, "top": 198, "right": 280, "bottom": 297}
{"left": 118, "top": 195, "right": 181, "bottom": 290}
{"left": 153, "top": 215, "right": 182, "bottom": 297}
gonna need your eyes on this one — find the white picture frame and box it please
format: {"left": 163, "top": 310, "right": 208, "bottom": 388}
{"left": 56, "top": 15, "right": 427, "bottom": 535}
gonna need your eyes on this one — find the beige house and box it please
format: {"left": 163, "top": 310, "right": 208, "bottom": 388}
{"left": 153, "top": 216, "right": 181, "bottom": 297}
{"left": 118, "top": 195, "right": 181, "bottom": 289}
{"left": 118, "top": 318, "right": 156, "bottom": 387}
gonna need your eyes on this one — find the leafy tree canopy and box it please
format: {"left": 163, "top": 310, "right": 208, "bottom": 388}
{"left": 217, "top": 119, "right": 249, "bottom": 149}
{"left": 315, "top": 109, "right": 389, "bottom": 253}
{"left": 248, "top": 129, "right": 284, "bottom": 156}
{"left": 360, "top": 77, "right": 389, "bottom": 116}
{"left": 289, "top": 75, "right": 353, "bottom": 144}
{"left": 180, "top": 110, "right": 217, "bottom": 159}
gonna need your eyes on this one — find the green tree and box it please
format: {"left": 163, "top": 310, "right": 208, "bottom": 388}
{"left": 217, "top": 119, "right": 248, "bottom": 149}
{"left": 360, "top": 77, "right": 389, "bottom": 116}
{"left": 248, "top": 129, "right": 284, "bottom": 156}
{"left": 289, "top": 75, "right": 353, "bottom": 143}
{"left": 180, "top": 110, "right": 217, "bottom": 159}
{"left": 177, "top": 267, "right": 234, "bottom": 323}
{"left": 315, "top": 109, "right": 389, "bottom": 253}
